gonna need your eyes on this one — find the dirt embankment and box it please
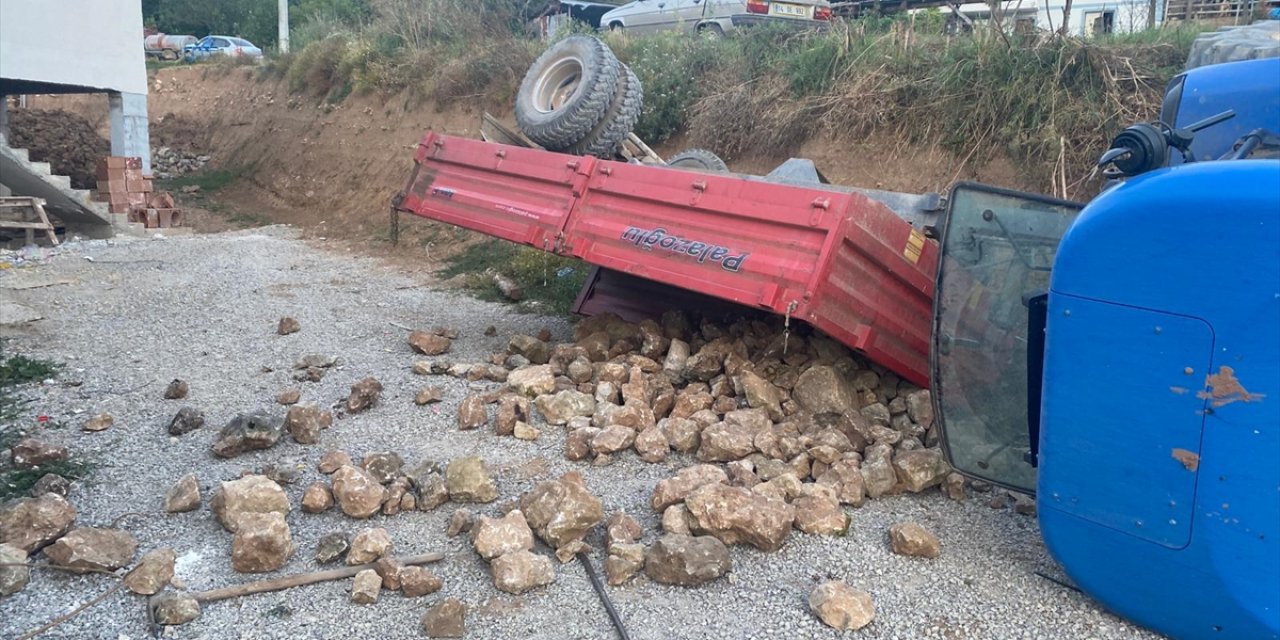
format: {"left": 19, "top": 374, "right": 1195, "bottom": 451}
{"left": 29, "top": 65, "right": 1030, "bottom": 249}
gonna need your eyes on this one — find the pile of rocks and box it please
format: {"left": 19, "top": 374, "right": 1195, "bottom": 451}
{"left": 151, "top": 146, "right": 211, "bottom": 180}
{"left": 7, "top": 108, "right": 110, "bottom": 189}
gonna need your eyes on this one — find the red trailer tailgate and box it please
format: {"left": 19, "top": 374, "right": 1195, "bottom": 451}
{"left": 397, "top": 132, "right": 595, "bottom": 249}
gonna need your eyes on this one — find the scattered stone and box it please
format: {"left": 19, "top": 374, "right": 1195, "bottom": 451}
{"left": 644, "top": 534, "right": 731, "bottom": 586}
{"left": 382, "top": 477, "right": 411, "bottom": 515}
{"left": 295, "top": 354, "right": 338, "bottom": 370}
{"left": 362, "top": 452, "right": 404, "bottom": 484}
{"left": 591, "top": 425, "right": 637, "bottom": 455}
{"left": 0, "top": 543, "right": 30, "bottom": 595}
{"left": 151, "top": 593, "right": 201, "bottom": 625}
{"left": 604, "top": 543, "right": 645, "bottom": 585}
{"left": 492, "top": 549, "right": 555, "bottom": 594}
{"left": 507, "top": 365, "right": 556, "bottom": 397}
{"left": 372, "top": 556, "right": 405, "bottom": 591}
{"left": 164, "top": 473, "right": 201, "bottom": 513}
{"left": 0, "top": 493, "right": 76, "bottom": 553}
{"left": 10, "top": 438, "right": 67, "bottom": 468}
{"left": 793, "top": 495, "right": 849, "bottom": 536}
{"left": 211, "top": 411, "right": 285, "bottom": 458}
{"left": 698, "top": 422, "right": 757, "bottom": 462}
{"left": 792, "top": 366, "right": 854, "bottom": 415}
{"left": 401, "top": 566, "right": 443, "bottom": 597}
{"left": 536, "top": 390, "right": 596, "bottom": 426}
{"left": 519, "top": 472, "right": 603, "bottom": 550}
{"left": 905, "top": 389, "right": 933, "bottom": 427}
{"left": 46, "top": 526, "right": 138, "bottom": 573}
{"left": 457, "top": 394, "right": 488, "bottom": 430}
{"left": 471, "top": 510, "right": 535, "bottom": 560}
{"left": 421, "top": 597, "right": 466, "bottom": 638}
{"left": 409, "top": 331, "right": 452, "bottom": 355}
{"left": 30, "top": 473, "right": 70, "bottom": 497}
{"left": 651, "top": 464, "right": 729, "bottom": 512}
{"left": 1013, "top": 493, "right": 1037, "bottom": 516}
{"left": 634, "top": 425, "right": 669, "bottom": 463}
{"left": 164, "top": 379, "right": 190, "bottom": 400}
{"left": 276, "top": 388, "right": 301, "bottom": 405}
{"left": 605, "top": 512, "right": 643, "bottom": 549}
{"left": 484, "top": 325, "right": 498, "bottom": 336}
{"left": 447, "top": 509, "right": 476, "bottom": 538}
{"left": 123, "top": 548, "right": 176, "bottom": 595}
{"left": 513, "top": 421, "right": 540, "bottom": 440}
{"left": 661, "top": 417, "right": 701, "bottom": 453}
{"left": 661, "top": 504, "right": 693, "bottom": 535}
{"left": 445, "top": 457, "right": 498, "bottom": 503}
{"left": 888, "top": 521, "right": 941, "bottom": 558}
{"left": 944, "top": 473, "right": 966, "bottom": 501}
{"left": 509, "top": 335, "right": 550, "bottom": 364}
{"left": 210, "top": 475, "right": 289, "bottom": 532}
{"left": 348, "top": 527, "right": 391, "bottom": 563}
{"left": 861, "top": 444, "right": 898, "bottom": 499}
{"left": 331, "top": 465, "right": 387, "bottom": 518}
{"left": 809, "top": 580, "right": 875, "bottom": 630}
{"left": 351, "top": 568, "right": 382, "bottom": 604}
{"left": 318, "top": 449, "right": 352, "bottom": 474}
{"left": 892, "top": 448, "right": 951, "bottom": 492}
{"left": 231, "top": 512, "right": 293, "bottom": 573}
{"left": 277, "top": 316, "right": 301, "bottom": 335}
{"left": 817, "top": 459, "right": 866, "bottom": 507}
{"left": 301, "top": 482, "right": 335, "bottom": 513}
{"left": 685, "top": 484, "right": 794, "bottom": 551}
{"left": 739, "top": 371, "right": 784, "bottom": 421}
{"left": 416, "top": 472, "right": 450, "bottom": 511}
{"left": 167, "top": 407, "right": 205, "bottom": 435}
{"left": 347, "top": 377, "right": 383, "bottom": 413}
{"left": 315, "top": 532, "right": 349, "bottom": 564}
{"left": 416, "top": 386, "right": 445, "bottom": 405}
{"left": 82, "top": 412, "right": 113, "bottom": 432}
{"left": 284, "top": 405, "right": 331, "bottom": 445}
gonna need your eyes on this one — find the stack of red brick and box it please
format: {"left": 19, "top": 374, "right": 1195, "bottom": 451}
{"left": 92, "top": 156, "right": 183, "bottom": 228}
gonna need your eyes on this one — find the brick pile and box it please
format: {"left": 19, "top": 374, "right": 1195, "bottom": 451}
{"left": 92, "top": 156, "right": 183, "bottom": 229}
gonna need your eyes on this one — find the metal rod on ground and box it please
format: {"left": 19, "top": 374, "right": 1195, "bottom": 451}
{"left": 191, "top": 552, "right": 444, "bottom": 602}
{"left": 577, "top": 552, "right": 632, "bottom": 640}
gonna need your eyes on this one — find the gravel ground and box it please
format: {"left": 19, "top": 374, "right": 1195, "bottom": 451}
{"left": 0, "top": 227, "right": 1164, "bottom": 640}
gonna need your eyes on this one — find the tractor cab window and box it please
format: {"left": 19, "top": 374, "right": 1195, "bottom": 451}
{"left": 931, "top": 183, "right": 1081, "bottom": 493}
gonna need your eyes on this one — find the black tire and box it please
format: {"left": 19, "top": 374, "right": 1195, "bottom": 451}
{"left": 665, "top": 148, "right": 730, "bottom": 172}
{"left": 516, "top": 36, "right": 622, "bottom": 150}
{"left": 564, "top": 64, "right": 643, "bottom": 159}
{"left": 698, "top": 23, "right": 725, "bottom": 39}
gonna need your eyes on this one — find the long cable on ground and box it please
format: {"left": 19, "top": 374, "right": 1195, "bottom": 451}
{"left": 577, "top": 551, "right": 633, "bottom": 640}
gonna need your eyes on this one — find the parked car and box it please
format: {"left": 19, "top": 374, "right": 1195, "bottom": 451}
{"left": 182, "top": 36, "right": 263, "bottom": 63}
{"left": 600, "top": 0, "right": 831, "bottom": 36}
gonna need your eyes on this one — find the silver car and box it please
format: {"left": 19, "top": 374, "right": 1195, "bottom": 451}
{"left": 600, "top": 0, "right": 832, "bottom": 36}
{"left": 182, "top": 35, "right": 264, "bottom": 63}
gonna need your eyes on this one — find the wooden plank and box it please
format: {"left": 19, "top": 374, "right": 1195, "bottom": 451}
{"left": 0, "top": 221, "right": 54, "bottom": 230}
{"left": 480, "top": 113, "right": 541, "bottom": 149}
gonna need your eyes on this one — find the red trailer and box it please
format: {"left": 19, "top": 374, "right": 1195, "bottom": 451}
{"left": 394, "top": 131, "right": 940, "bottom": 387}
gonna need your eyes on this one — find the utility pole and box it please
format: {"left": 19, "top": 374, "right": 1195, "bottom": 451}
{"left": 278, "top": 0, "right": 290, "bottom": 53}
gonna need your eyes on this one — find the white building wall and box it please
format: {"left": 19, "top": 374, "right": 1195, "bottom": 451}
{"left": 0, "top": 0, "right": 147, "bottom": 95}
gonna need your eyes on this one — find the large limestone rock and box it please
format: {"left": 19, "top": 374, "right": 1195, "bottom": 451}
{"left": 518, "top": 472, "right": 603, "bottom": 551}
{"left": 331, "top": 465, "right": 388, "bottom": 518}
{"left": 471, "top": 510, "right": 535, "bottom": 560}
{"left": 888, "top": 521, "right": 941, "bottom": 558}
{"left": 401, "top": 566, "right": 444, "bottom": 597}
{"left": 861, "top": 443, "right": 898, "bottom": 499}
{"left": 164, "top": 473, "right": 202, "bottom": 513}
{"left": 410, "top": 331, "right": 452, "bottom": 355}
{"left": 301, "top": 482, "right": 335, "bottom": 513}
{"left": 633, "top": 425, "right": 669, "bottom": 463}
{"left": 739, "top": 371, "right": 784, "bottom": 421}
{"left": 604, "top": 543, "right": 645, "bottom": 586}
{"left": 809, "top": 580, "right": 876, "bottom": 630}
{"left": 445, "top": 457, "right": 498, "bottom": 503}
{"left": 651, "top": 465, "right": 728, "bottom": 512}
{"left": 46, "top": 527, "right": 138, "bottom": 573}
{"left": 491, "top": 550, "right": 555, "bottom": 594}
{"left": 508, "top": 365, "right": 556, "bottom": 397}
{"left": 0, "top": 543, "right": 29, "bottom": 595}
{"left": 697, "top": 422, "right": 757, "bottom": 462}
{"left": 362, "top": 452, "right": 404, "bottom": 484}
{"left": 422, "top": 597, "right": 466, "bottom": 638}
{"left": 792, "top": 365, "right": 855, "bottom": 415}
{"left": 457, "top": 394, "right": 488, "bottom": 430}
{"left": 644, "top": 534, "right": 731, "bottom": 586}
{"left": 210, "top": 475, "right": 289, "bottom": 532}
{"left": 210, "top": 411, "right": 285, "bottom": 458}
{"left": 151, "top": 593, "right": 201, "bottom": 625}
{"left": 284, "top": 405, "right": 332, "bottom": 444}
{"left": 231, "top": 512, "right": 293, "bottom": 573}
{"left": 535, "top": 390, "right": 596, "bottom": 426}
{"left": 893, "top": 448, "right": 951, "bottom": 492}
{"left": 11, "top": 438, "right": 68, "bottom": 468}
{"left": 793, "top": 495, "right": 849, "bottom": 536}
{"left": 684, "top": 484, "right": 795, "bottom": 551}
{"left": 817, "top": 459, "right": 866, "bottom": 507}
{"left": 351, "top": 568, "right": 382, "bottom": 604}
{"left": 0, "top": 493, "right": 75, "bottom": 553}
{"left": 348, "top": 527, "right": 393, "bottom": 565}
{"left": 123, "top": 548, "right": 177, "bottom": 595}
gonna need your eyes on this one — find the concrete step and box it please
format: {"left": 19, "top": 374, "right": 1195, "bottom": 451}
{"left": 48, "top": 174, "right": 72, "bottom": 190}
{"left": 1, "top": 141, "right": 113, "bottom": 237}
{"left": 28, "top": 161, "right": 51, "bottom": 176}
{"left": 7, "top": 147, "right": 30, "bottom": 163}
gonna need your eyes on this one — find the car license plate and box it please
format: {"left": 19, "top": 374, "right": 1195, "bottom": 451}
{"left": 769, "top": 2, "right": 813, "bottom": 18}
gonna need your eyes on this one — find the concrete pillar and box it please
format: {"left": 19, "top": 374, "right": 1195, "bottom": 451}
{"left": 108, "top": 91, "right": 151, "bottom": 174}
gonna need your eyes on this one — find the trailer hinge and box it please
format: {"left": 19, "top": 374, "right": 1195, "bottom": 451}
{"left": 783, "top": 300, "right": 799, "bottom": 354}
